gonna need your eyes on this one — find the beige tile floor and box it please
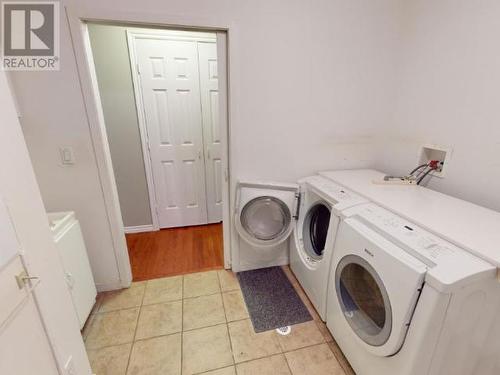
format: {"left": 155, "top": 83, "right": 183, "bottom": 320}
{"left": 82, "top": 267, "right": 355, "bottom": 375}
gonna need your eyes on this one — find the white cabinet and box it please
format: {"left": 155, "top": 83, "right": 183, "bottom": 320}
{"left": 48, "top": 211, "right": 97, "bottom": 328}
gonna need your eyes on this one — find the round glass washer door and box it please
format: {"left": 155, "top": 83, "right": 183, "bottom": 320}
{"left": 335, "top": 255, "right": 392, "bottom": 347}
{"left": 302, "top": 203, "right": 331, "bottom": 260}
{"left": 240, "top": 196, "right": 292, "bottom": 243}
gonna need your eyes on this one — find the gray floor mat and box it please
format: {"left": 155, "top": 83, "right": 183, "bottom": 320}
{"left": 237, "top": 266, "right": 312, "bottom": 333}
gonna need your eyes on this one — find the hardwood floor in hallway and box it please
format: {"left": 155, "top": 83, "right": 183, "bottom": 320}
{"left": 126, "top": 223, "right": 224, "bottom": 281}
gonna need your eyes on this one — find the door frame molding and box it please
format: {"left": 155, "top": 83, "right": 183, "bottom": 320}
{"left": 65, "top": 6, "right": 234, "bottom": 278}
{"left": 126, "top": 29, "right": 219, "bottom": 231}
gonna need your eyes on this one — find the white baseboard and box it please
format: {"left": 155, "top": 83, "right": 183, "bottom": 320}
{"left": 124, "top": 224, "right": 155, "bottom": 234}
{"left": 95, "top": 277, "right": 134, "bottom": 292}
{"left": 95, "top": 280, "right": 125, "bottom": 292}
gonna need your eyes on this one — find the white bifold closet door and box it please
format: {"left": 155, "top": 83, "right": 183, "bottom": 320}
{"left": 197, "top": 42, "right": 222, "bottom": 224}
{"left": 135, "top": 37, "right": 221, "bottom": 228}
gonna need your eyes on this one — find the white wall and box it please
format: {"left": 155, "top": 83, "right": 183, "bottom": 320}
{"left": 375, "top": 0, "right": 500, "bottom": 211}
{"left": 223, "top": 0, "right": 399, "bottom": 181}
{"left": 12, "top": 0, "right": 399, "bottom": 282}
{"left": 0, "top": 71, "right": 91, "bottom": 375}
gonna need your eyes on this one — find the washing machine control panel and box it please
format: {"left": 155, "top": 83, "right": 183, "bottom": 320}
{"left": 302, "top": 176, "right": 367, "bottom": 209}
{"left": 349, "top": 203, "right": 481, "bottom": 267}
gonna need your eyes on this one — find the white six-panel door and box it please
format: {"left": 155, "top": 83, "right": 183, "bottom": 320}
{"left": 135, "top": 38, "right": 209, "bottom": 228}
{"left": 132, "top": 33, "right": 223, "bottom": 229}
{"left": 198, "top": 42, "right": 223, "bottom": 223}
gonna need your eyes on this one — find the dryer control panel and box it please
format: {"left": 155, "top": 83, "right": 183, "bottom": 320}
{"left": 343, "top": 203, "right": 495, "bottom": 292}
{"left": 300, "top": 175, "right": 367, "bottom": 211}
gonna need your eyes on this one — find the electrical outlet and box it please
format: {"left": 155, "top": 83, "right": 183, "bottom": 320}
{"left": 64, "top": 356, "right": 76, "bottom": 375}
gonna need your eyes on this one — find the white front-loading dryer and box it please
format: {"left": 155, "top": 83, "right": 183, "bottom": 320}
{"left": 233, "top": 181, "right": 298, "bottom": 272}
{"left": 326, "top": 203, "right": 499, "bottom": 375}
{"left": 331, "top": 214, "right": 427, "bottom": 357}
{"left": 290, "top": 175, "right": 366, "bottom": 320}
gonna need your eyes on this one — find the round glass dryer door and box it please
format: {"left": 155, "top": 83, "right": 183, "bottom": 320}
{"left": 335, "top": 255, "right": 392, "bottom": 347}
{"left": 240, "top": 196, "right": 292, "bottom": 242}
{"left": 302, "top": 203, "right": 331, "bottom": 260}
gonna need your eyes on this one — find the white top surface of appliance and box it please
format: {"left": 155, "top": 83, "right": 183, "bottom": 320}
{"left": 48, "top": 211, "right": 76, "bottom": 237}
{"left": 319, "top": 169, "right": 500, "bottom": 268}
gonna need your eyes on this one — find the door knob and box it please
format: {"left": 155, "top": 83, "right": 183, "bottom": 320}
{"left": 15, "top": 270, "right": 39, "bottom": 289}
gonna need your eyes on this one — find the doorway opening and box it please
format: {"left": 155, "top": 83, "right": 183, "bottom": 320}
{"left": 86, "top": 23, "right": 229, "bottom": 281}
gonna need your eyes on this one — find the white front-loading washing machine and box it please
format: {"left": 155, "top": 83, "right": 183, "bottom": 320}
{"left": 326, "top": 203, "right": 500, "bottom": 375}
{"left": 289, "top": 175, "right": 367, "bottom": 320}
{"left": 233, "top": 181, "right": 299, "bottom": 272}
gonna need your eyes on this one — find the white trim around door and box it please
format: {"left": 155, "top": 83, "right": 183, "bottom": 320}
{"left": 215, "top": 31, "right": 231, "bottom": 269}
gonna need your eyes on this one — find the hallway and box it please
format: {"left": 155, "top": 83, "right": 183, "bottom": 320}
{"left": 126, "top": 223, "right": 224, "bottom": 281}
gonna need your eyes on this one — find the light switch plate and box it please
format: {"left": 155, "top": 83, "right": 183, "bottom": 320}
{"left": 59, "top": 146, "right": 75, "bottom": 165}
